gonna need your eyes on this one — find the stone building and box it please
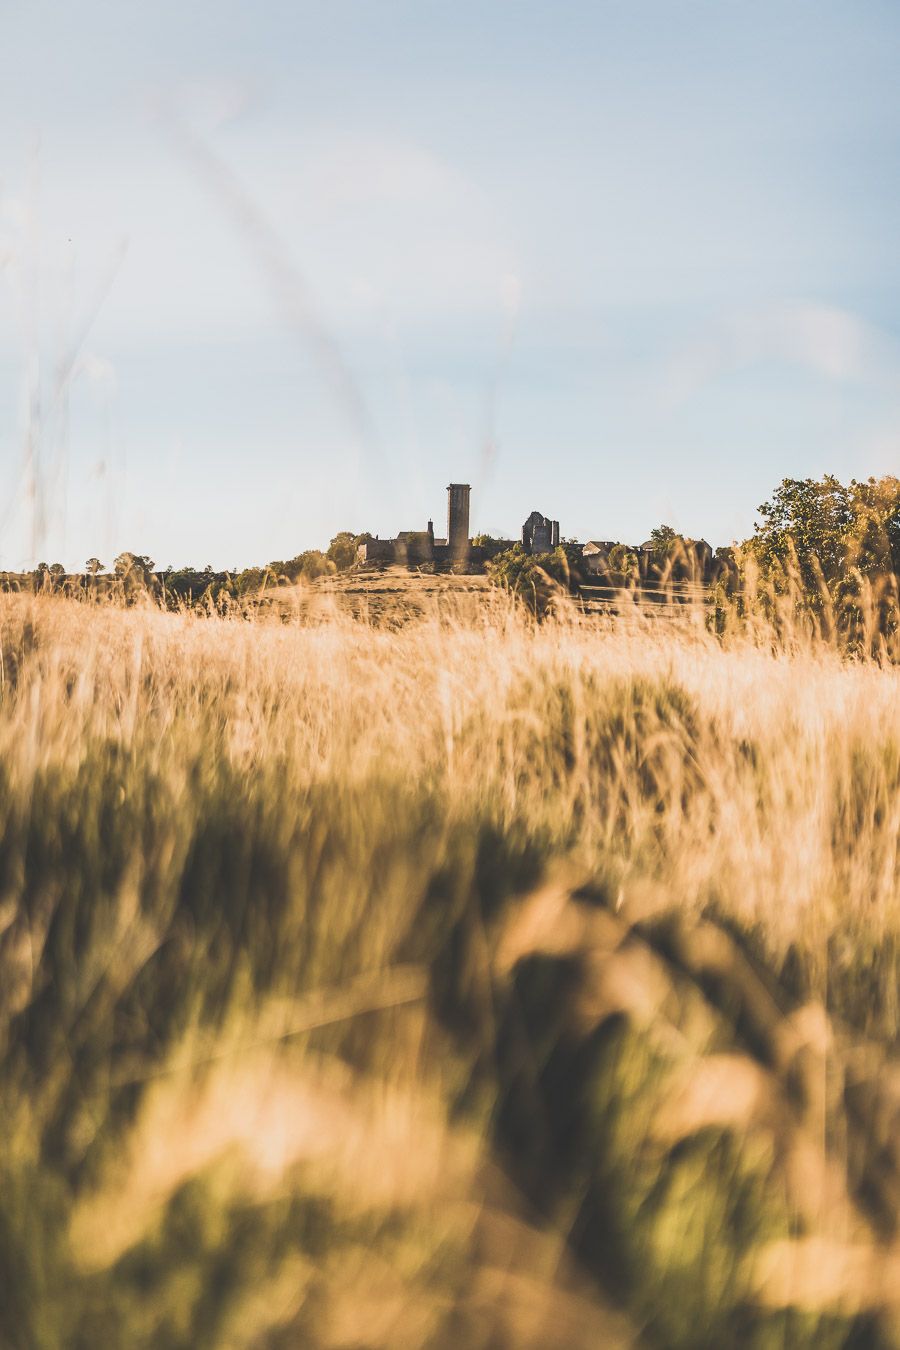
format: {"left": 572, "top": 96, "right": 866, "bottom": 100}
{"left": 356, "top": 484, "right": 569, "bottom": 571}
{"left": 357, "top": 483, "right": 476, "bottom": 568}
{"left": 447, "top": 483, "right": 471, "bottom": 562}
{"left": 521, "top": 510, "right": 560, "bottom": 554}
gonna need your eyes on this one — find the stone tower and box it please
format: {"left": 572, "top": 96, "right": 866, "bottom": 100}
{"left": 447, "top": 483, "right": 471, "bottom": 561}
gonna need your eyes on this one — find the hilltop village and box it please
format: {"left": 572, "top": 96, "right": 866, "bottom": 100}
{"left": 4, "top": 480, "right": 727, "bottom": 608}
{"left": 357, "top": 482, "right": 714, "bottom": 583}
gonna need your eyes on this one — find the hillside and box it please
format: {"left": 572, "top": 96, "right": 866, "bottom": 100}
{"left": 273, "top": 565, "right": 493, "bottom": 623}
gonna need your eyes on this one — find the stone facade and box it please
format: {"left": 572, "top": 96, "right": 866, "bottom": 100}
{"left": 447, "top": 484, "right": 471, "bottom": 562}
{"left": 521, "top": 510, "right": 560, "bottom": 553}
{"left": 353, "top": 484, "right": 722, "bottom": 590}
{"left": 357, "top": 485, "right": 475, "bottom": 569}
{"left": 356, "top": 485, "right": 564, "bottom": 571}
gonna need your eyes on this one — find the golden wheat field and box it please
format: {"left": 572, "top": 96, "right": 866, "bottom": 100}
{"left": 1, "top": 589, "right": 899, "bottom": 1348}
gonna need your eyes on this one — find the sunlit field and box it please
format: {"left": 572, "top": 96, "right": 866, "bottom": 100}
{"left": 1, "top": 590, "right": 899, "bottom": 1348}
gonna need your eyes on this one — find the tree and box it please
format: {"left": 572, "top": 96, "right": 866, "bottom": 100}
{"left": 326, "top": 532, "right": 359, "bottom": 571}
{"left": 114, "top": 553, "right": 156, "bottom": 599}
{"left": 648, "top": 525, "right": 679, "bottom": 560}
{"left": 607, "top": 544, "right": 639, "bottom": 584}
{"left": 750, "top": 476, "right": 852, "bottom": 587}
{"left": 486, "top": 543, "right": 581, "bottom": 615}
{"left": 114, "top": 552, "right": 155, "bottom": 581}
{"left": 299, "top": 550, "right": 333, "bottom": 581}
{"left": 846, "top": 476, "right": 900, "bottom": 577}
{"left": 748, "top": 472, "right": 900, "bottom": 586}
{"left": 85, "top": 558, "right": 104, "bottom": 575}
{"left": 325, "top": 531, "right": 373, "bottom": 571}
{"left": 235, "top": 567, "right": 265, "bottom": 595}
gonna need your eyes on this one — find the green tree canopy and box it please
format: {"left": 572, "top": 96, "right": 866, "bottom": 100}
{"left": 486, "top": 543, "right": 581, "bottom": 615}
{"left": 648, "top": 524, "right": 679, "bottom": 559}
{"left": 607, "top": 543, "right": 639, "bottom": 581}
{"left": 269, "top": 551, "right": 336, "bottom": 584}
{"left": 846, "top": 475, "right": 900, "bottom": 576}
{"left": 749, "top": 474, "right": 900, "bottom": 590}
{"left": 326, "top": 532, "right": 358, "bottom": 571}
{"left": 750, "top": 476, "right": 852, "bottom": 585}
{"left": 298, "top": 550, "right": 333, "bottom": 581}
{"left": 326, "top": 531, "right": 373, "bottom": 571}
{"left": 114, "top": 552, "right": 155, "bottom": 580}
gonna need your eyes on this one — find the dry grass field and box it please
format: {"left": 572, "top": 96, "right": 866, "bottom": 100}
{"left": 0, "top": 589, "right": 899, "bottom": 1347}
{"left": 273, "top": 566, "right": 493, "bottom": 625}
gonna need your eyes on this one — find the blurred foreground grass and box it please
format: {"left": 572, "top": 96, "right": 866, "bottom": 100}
{"left": 0, "top": 591, "right": 899, "bottom": 1347}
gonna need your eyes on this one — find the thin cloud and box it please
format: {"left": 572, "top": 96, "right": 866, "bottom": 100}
{"left": 662, "top": 301, "right": 900, "bottom": 405}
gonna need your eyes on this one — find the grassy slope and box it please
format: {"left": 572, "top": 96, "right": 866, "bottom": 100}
{"left": 0, "top": 593, "right": 899, "bottom": 1347}
{"left": 274, "top": 566, "right": 492, "bottom": 625}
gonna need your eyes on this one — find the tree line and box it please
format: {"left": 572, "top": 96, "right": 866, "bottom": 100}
{"left": 14, "top": 532, "right": 375, "bottom": 606}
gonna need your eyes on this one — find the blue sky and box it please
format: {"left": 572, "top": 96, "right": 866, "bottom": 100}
{"left": 1, "top": 0, "right": 899, "bottom": 569}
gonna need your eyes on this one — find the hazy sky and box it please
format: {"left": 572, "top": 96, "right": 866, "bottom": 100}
{"left": 1, "top": 0, "right": 899, "bottom": 569}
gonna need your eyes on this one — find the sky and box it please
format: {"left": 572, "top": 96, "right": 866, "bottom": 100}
{"left": 1, "top": 0, "right": 899, "bottom": 570}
